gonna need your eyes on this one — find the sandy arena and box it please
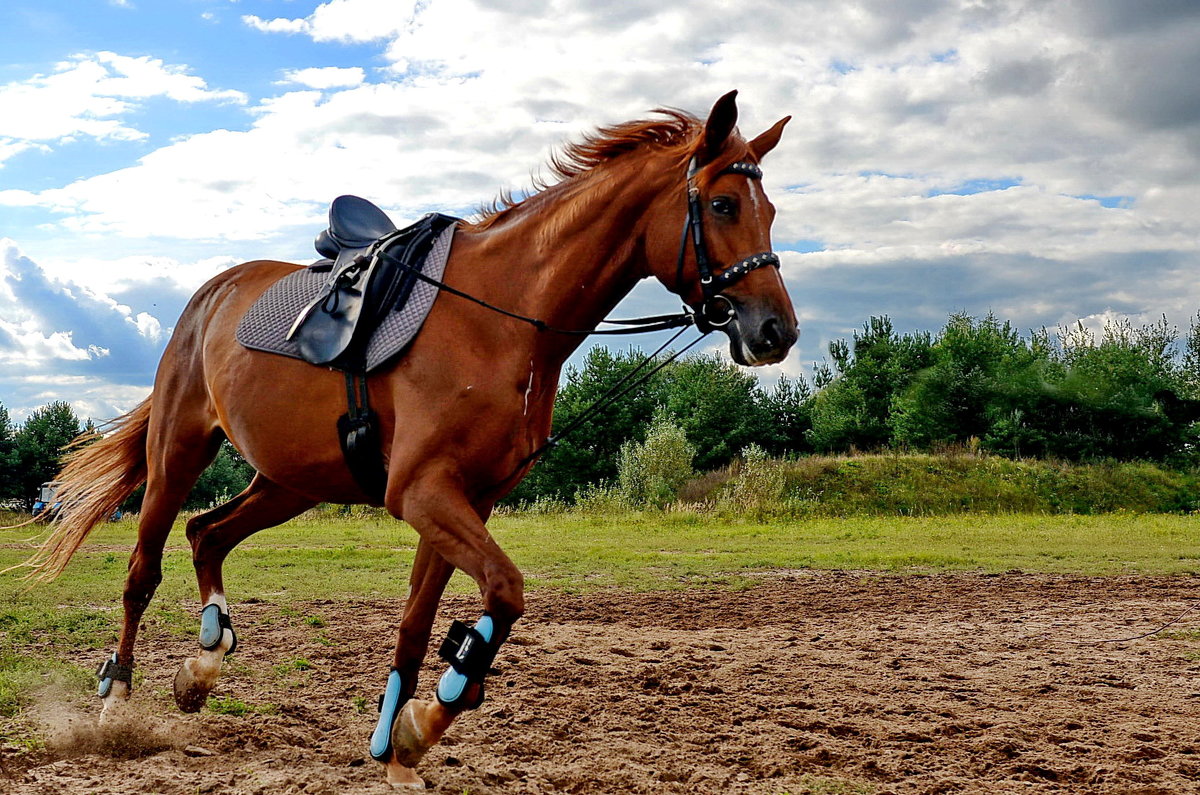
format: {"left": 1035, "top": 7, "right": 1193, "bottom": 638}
{"left": 5, "top": 572, "right": 1200, "bottom": 794}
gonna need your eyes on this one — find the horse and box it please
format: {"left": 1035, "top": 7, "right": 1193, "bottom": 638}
{"left": 22, "top": 90, "right": 797, "bottom": 789}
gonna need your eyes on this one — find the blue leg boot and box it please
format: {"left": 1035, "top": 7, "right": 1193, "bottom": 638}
{"left": 435, "top": 614, "right": 496, "bottom": 710}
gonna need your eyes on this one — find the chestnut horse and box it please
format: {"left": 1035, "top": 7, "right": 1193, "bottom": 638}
{"left": 24, "top": 91, "right": 797, "bottom": 788}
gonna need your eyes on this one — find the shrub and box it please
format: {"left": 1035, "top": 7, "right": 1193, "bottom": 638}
{"left": 727, "top": 443, "right": 786, "bottom": 516}
{"left": 616, "top": 413, "right": 696, "bottom": 508}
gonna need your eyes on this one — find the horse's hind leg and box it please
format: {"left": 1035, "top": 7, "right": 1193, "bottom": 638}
{"left": 100, "top": 426, "right": 222, "bottom": 717}
{"left": 174, "top": 474, "right": 316, "bottom": 712}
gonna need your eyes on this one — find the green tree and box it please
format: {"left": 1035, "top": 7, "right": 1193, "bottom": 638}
{"left": 186, "top": 440, "right": 255, "bottom": 509}
{"left": 760, "top": 375, "right": 813, "bottom": 455}
{"left": 508, "top": 346, "right": 665, "bottom": 503}
{"left": 659, "top": 353, "right": 775, "bottom": 472}
{"left": 14, "top": 401, "right": 82, "bottom": 511}
{"left": 1017, "top": 316, "right": 1195, "bottom": 461}
{"left": 616, "top": 411, "right": 695, "bottom": 507}
{"left": 808, "top": 316, "right": 933, "bottom": 451}
{"left": 0, "top": 402, "right": 17, "bottom": 503}
{"left": 891, "top": 313, "right": 1038, "bottom": 449}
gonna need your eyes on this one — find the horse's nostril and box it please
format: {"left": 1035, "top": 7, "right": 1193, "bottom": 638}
{"left": 760, "top": 318, "right": 781, "bottom": 350}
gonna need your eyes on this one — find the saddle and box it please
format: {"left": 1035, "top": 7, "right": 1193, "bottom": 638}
{"left": 287, "top": 196, "right": 459, "bottom": 372}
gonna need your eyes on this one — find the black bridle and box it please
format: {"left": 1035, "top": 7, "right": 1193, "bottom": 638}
{"left": 367, "top": 155, "right": 780, "bottom": 337}
{"left": 678, "top": 156, "right": 782, "bottom": 331}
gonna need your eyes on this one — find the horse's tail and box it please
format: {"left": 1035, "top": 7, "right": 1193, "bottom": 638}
{"left": 14, "top": 397, "right": 152, "bottom": 583}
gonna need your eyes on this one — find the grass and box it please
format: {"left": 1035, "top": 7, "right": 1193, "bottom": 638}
{"left": 206, "top": 695, "right": 278, "bottom": 717}
{"left": 3, "top": 510, "right": 1200, "bottom": 603}
{"left": 2, "top": 508, "right": 1199, "bottom": 737}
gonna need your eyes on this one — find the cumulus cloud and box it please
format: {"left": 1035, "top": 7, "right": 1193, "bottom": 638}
{"left": 278, "top": 66, "right": 366, "bottom": 89}
{"left": 0, "top": 51, "right": 246, "bottom": 165}
{"left": 0, "top": 240, "right": 170, "bottom": 419}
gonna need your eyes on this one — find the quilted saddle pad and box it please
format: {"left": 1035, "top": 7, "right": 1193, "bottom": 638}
{"left": 236, "top": 223, "right": 455, "bottom": 373}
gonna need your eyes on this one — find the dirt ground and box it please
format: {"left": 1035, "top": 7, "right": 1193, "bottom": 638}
{"left": 5, "top": 571, "right": 1200, "bottom": 794}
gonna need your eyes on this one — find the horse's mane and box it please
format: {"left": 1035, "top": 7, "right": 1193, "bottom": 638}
{"left": 467, "top": 108, "right": 701, "bottom": 231}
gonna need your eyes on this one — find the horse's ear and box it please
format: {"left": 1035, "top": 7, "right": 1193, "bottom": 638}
{"left": 699, "top": 90, "right": 740, "bottom": 165}
{"left": 749, "top": 116, "right": 791, "bottom": 161}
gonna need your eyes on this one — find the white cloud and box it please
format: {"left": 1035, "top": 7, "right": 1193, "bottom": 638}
{"left": 0, "top": 51, "right": 246, "bottom": 163}
{"left": 278, "top": 66, "right": 366, "bottom": 89}
{"left": 0, "top": 240, "right": 171, "bottom": 417}
{"left": 242, "top": 15, "right": 313, "bottom": 35}
{"left": 244, "top": 0, "right": 421, "bottom": 43}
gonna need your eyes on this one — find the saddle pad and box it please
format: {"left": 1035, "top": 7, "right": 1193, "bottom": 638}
{"left": 236, "top": 223, "right": 455, "bottom": 373}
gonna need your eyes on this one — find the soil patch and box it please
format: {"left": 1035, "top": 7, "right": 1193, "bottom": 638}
{"left": 5, "top": 572, "right": 1200, "bottom": 794}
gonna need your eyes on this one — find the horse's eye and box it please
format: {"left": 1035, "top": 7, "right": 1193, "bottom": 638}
{"left": 710, "top": 197, "right": 737, "bottom": 216}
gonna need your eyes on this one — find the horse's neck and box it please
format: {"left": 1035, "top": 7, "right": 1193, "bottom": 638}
{"left": 457, "top": 161, "right": 675, "bottom": 369}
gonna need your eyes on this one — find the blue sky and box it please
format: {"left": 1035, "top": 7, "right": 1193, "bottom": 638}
{"left": 2, "top": 0, "right": 1200, "bottom": 421}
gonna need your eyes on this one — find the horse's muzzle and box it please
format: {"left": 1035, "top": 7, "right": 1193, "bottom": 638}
{"left": 724, "top": 301, "right": 799, "bottom": 366}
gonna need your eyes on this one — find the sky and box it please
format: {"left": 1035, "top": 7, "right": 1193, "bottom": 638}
{"left": 1, "top": 0, "right": 1199, "bottom": 422}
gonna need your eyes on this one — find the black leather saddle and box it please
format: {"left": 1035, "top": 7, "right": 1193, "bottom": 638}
{"left": 287, "top": 196, "right": 458, "bottom": 371}
{"left": 314, "top": 195, "right": 398, "bottom": 271}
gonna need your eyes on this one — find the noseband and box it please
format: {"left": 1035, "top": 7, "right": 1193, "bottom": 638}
{"left": 676, "top": 157, "right": 781, "bottom": 329}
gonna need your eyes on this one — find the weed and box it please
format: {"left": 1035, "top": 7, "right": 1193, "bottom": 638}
{"left": 207, "top": 696, "right": 277, "bottom": 716}
{"left": 273, "top": 657, "right": 313, "bottom": 676}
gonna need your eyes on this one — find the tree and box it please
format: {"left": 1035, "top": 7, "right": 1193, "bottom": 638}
{"left": 760, "top": 375, "right": 813, "bottom": 455}
{"left": 13, "top": 401, "right": 82, "bottom": 511}
{"left": 507, "top": 346, "right": 666, "bottom": 503}
{"left": 616, "top": 411, "right": 696, "bottom": 507}
{"left": 808, "top": 316, "right": 932, "bottom": 451}
{"left": 186, "top": 440, "right": 256, "bottom": 509}
{"left": 658, "top": 353, "right": 775, "bottom": 472}
{"left": 891, "top": 313, "right": 1037, "bottom": 449}
{"left": 0, "top": 402, "right": 18, "bottom": 503}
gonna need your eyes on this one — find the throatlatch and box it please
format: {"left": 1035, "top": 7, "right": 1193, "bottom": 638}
{"left": 370, "top": 669, "right": 407, "bottom": 761}
{"left": 198, "top": 602, "right": 238, "bottom": 655}
{"left": 436, "top": 614, "right": 497, "bottom": 710}
{"left": 96, "top": 652, "right": 133, "bottom": 698}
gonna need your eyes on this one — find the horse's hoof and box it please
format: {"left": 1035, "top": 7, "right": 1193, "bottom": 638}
{"left": 98, "top": 681, "right": 131, "bottom": 724}
{"left": 390, "top": 699, "right": 452, "bottom": 768}
{"left": 384, "top": 759, "right": 426, "bottom": 789}
{"left": 173, "top": 658, "right": 213, "bottom": 713}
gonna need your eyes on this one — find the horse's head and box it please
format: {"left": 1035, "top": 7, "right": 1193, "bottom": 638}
{"left": 650, "top": 91, "right": 798, "bottom": 366}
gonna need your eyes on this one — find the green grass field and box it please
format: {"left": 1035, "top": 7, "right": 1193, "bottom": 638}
{"left": 2, "top": 508, "right": 1199, "bottom": 740}
{"left": 4, "top": 509, "right": 1200, "bottom": 603}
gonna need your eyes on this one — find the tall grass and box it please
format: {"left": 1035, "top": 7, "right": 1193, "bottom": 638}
{"left": 669, "top": 451, "right": 1200, "bottom": 519}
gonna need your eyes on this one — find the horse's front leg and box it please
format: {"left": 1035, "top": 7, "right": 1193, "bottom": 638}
{"left": 370, "top": 538, "right": 455, "bottom": 788}
{"left": 376, "top": 472, "right": 522, "bottom": 788}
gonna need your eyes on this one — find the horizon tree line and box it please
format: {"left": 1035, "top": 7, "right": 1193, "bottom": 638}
{"left": 5, "top": 310, "right": 1200, "bottom": 511}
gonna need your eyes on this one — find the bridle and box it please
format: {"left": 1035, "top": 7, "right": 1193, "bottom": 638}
{"left": 677, "top": 156, "right": 782, "bottom": 331}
